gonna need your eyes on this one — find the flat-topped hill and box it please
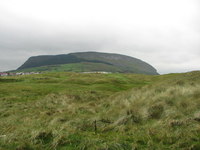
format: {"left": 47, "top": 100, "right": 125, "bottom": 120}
{"left": 17, "top": 52, "right": 158, "bottom": 75}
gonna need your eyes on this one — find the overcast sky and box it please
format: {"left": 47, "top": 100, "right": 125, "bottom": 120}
{"left": 0, "top": 0, "right": 199, "bottom": 74}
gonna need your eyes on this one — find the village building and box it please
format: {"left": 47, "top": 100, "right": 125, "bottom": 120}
{"left": 0, "top": 72, "right": 8, "bottom": 76}
{"left": 0, "top": 72, "right": 41, "bottom": 77}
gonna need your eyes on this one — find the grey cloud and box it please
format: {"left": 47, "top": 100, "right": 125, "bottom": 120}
{"left": 0, "top": 0, "right": 200, "bottom": 74}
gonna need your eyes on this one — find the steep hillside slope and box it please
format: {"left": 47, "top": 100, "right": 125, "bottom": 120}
{"left": 17, "top": 52, "right": 158, "bottom": 75}
{"left": 72, "top": 52, "right": 158, "bottom": 74}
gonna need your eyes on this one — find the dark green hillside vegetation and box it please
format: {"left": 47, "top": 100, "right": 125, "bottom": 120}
{"left": 17, "top": 52, "right": 158, "bottom": 75}
{"left": 0, "top": 71, "right": 200, "bottom": 149}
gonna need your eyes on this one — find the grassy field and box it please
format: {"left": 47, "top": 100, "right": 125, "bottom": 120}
{"left": 15, "top": 62, "right": 122, "bottom": 73}
{"left": 0, "top": 71, "right": 200, "bottom": 149}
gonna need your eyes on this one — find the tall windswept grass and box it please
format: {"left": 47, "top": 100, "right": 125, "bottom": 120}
{"left": 0, "top": 71, "right": 200, "bottom": 149}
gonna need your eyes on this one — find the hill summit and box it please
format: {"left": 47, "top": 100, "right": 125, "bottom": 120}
{"left": 17, "top": 52, "right": 159, "bottom": 75}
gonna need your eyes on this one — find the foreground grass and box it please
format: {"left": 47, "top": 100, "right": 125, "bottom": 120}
{"left": 0, "top": 72, "right": 200, "bottom": 149}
